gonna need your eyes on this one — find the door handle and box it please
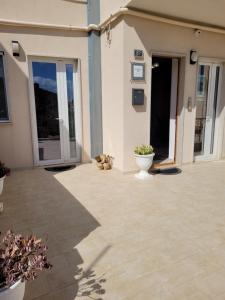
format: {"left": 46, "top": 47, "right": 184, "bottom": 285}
{"left": 55, "top": 118, "right": 63, "bottom": 123}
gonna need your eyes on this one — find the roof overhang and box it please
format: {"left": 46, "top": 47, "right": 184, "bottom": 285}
{"left": 126, "top": 0, "right": 225, "bottom": 30}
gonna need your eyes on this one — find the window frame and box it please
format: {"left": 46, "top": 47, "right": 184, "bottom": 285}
{"left": 0, "top": 51, "right": 10, "bottom": 123}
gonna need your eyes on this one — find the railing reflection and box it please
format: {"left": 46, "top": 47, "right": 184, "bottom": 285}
{"left": 194, "top": 117, "right": 206, "bottom": 154}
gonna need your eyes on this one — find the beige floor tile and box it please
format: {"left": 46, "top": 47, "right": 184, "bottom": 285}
{"left": 24, "top": 275, "right": 49, "bottom": 300}
{"left": 0, "top": 162, "right": 225, "bottom": 299}
{"left": 215, "top": 294, "right": 225, "bottom": 300}
{"left": 194, "top": 268, "right": 225, "bottom": 297}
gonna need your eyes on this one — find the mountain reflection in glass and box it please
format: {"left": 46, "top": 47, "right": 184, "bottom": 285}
{"left": 66, "top": 64, "right": 76, "bottom": 158}
{"left": 32, "top": 62, "right": 61, "bottom": 161}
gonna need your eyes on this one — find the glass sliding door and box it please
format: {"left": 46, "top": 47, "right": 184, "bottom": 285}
{"left": 194, "top": 63, "right": 221, "bottom": 159}
{"left": 29, "top": 58, "right": 81, "bottom": 166}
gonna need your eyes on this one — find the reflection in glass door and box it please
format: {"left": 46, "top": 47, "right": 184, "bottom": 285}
{"left": 29, "top": 59, "right": 81, "bottom": 165}
{"left": 32, "top": 62, "right": 62, "bottom": 162}
{"left": 194, "top": 63, "right": 221, "bottom": 159}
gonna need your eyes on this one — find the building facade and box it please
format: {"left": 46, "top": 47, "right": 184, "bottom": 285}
{"left": 1, "top": 0, "right": 225, "bottom": 172}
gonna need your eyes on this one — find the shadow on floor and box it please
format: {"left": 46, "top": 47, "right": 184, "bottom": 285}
{"left": 151, "top": 167, "right": 182, "bottom": 176}
{"left": 45, "top": 165, "right": 76, "bottom": 173}
{"left": 75, "top": 266, "right": 106, "bottom": 299}
{"left": 0, "top": 168, "right": 104, "bottom": 300}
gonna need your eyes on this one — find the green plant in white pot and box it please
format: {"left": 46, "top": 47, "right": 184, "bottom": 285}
{"left": 0, "top": 230, "right": 52, "bottom": 300}
{"left": 134, "top": 145, "right": 155, "bottom": 180}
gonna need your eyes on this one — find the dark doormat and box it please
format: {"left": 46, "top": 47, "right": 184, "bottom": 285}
{"left": 151, "top": 167, "right": 182, "bottom": 175}
{"left": 45, "top": 165, "right": 76, "bottom": 172}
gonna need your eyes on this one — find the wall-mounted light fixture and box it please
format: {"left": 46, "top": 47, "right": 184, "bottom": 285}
{"left": 190, "top": 50, "right": 198, "bottom": 65}
{"left": 12, "top": 41, "right": 20, "bottom": 57}
{"left": 151, "top": 62, "right": 159, "bottom": 69}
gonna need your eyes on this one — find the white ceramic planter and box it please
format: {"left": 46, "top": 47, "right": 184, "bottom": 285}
{"left": 0, "top": 281, "right": 25, "bottom": 300}
{"left": 0, "top": 176, "right": 5, "bottom": 195}
{"left": 134, "top": 153, "right": 155, "bottom": 180}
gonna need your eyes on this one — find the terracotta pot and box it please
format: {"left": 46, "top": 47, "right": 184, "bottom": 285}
{"left": 0, "top": 281, "right": 25, "bottom": 300}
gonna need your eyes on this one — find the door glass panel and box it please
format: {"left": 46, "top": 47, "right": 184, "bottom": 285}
{"left": 32, "top": 62, "right": 61, "bottom": 161}
{"left": 210, "top": 66, "right": 220, "bottom": 154}
{"left": 66, "top": 64, "right": 76, "bottom": 158}
{"left": 0, "top": 55, "right": 9, "bottom": 121}
{"left": 194, "top": 65, "right": 210, "bottom": 155}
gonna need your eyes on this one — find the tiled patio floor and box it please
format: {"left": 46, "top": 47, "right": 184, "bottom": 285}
{"left": 1, "top": 161, "right": 225, "bottom": 299}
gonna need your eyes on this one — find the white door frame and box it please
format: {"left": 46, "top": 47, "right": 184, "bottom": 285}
{"left": 150, "top": 55, "right": 179, "bottom": 164}
{"left": 168, "top": 58, "right": 179, "bottom": 161}
{"left": 194, "top": 62, "right": 223, "bottom": 161}
{"left": 28, "top": 57, "right": 82, "bottom": 166}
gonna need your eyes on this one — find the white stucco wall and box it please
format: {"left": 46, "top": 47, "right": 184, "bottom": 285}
{"left": 101, "top": 19, "right": 125, "bottom": 171}
{"left": 0, "top": 27, "right": 90, "bottom": 168}
{"left": 101, "top": 14, "right": 225, "bottom": 172}
{"left": 100, "top": 0, "right": 129, "bottom": 22}
{"left": 122, "top": 15, "right": 225, "bottom": 171}
{"left": 0, "top": 0, "right": 87, "bottom": 27}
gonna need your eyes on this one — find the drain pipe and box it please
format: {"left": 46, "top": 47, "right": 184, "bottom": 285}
{"left": 87, "top": 0, "right": 103, "bottom": 157}
{"left": 0, "top": 18, "right": 89, "bottom": 31}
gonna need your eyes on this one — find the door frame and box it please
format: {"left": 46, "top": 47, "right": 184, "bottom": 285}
{"left": 150, "top": 53, "right": 180, "bottom": 165}
{"left": 168, "top": 58, "right": 179, "bottom": 161}
{"left": 194, "top": 61, "right": 223, "bottom": 161}
{"left": 28, "top": 56, "right": 82, "bottom": 166}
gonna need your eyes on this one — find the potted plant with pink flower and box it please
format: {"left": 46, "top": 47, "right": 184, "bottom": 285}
{"left": 0, "top": 231, "right": 52, "bottom": 300}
